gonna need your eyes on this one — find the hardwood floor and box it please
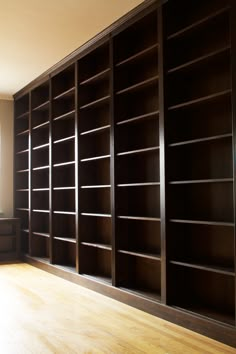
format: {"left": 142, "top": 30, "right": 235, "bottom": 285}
{"left": 0, "top": 262, "right": 234, "bottom": 354}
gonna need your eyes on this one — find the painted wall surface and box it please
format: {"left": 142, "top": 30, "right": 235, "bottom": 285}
{"left": 0, "top": 99, "right": 13, "bottom": 216}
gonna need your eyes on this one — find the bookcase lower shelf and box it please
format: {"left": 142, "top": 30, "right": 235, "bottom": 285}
{"left": 0, "top": 218, "right": 21, "bottom": 262}
{"left": 24, "top": 254, "right": 236, "bottom": 348}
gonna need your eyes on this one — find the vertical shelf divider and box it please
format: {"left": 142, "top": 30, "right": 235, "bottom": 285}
{"left": 49, "top": 77, "right": 53, "bottom": 263}
{"left": 75, "top": 62, "right": 79, "bottom": 273}
{"left": 158, "top": 5, "right": 167, "bottom": 304}
{"left": 29, "top": 91, "right": 32, "bottom": 256}
{"left": 230, "top": 0, "right": 236, "bottom": 324}
{"left": 110, "top": 35, "right": 117, "bottom": 286}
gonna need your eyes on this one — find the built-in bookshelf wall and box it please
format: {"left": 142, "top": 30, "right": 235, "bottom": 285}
{"left": 14, "top": 0, "right": 236, "bottom": 348}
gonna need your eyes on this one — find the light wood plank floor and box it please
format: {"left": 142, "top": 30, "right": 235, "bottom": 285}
{"left": 0, "top": 263, "right": 235, "bottom": 354}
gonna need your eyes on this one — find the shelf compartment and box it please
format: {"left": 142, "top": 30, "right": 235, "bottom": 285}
{"left": 80, "top": 125, "right": 110, "bottom": 136}
{"left": 31, "top": 233, "right": 50, "bottom": 259}
{"left": 15, "top": 170, "right": 28, "bottom": 190}
{"left": 53, "top": 238, "right": 76, "bottom": 270}
{"left": 52, "top": 95, "right": 75, "bottom": 119}
{"left": 78, "top": 41, "right": 109, "bottom": 83}
{"left": 80, "top": 128, "right": 110, "bottom": 161}
{"left": 117, "top": 217, "right": 160, "bottom": 257}
{"left": 79, "top": 95, "right": 110, "bottom": 110}
{"left": 117, "top": 149, "right": 159, "bottom": 184}
{"left": 166, "top": 0, "right": 230, "bottom": 38}
{"left": 167, "top": 11, "right": 230, "bottom": 70}
{"left": 15, "top": 94, "right": 29, "bottom": 118}
{"left": 170, "top": 261, "right": 234, "bottom": 277}
{"left": 115, "top": 51, "right": 158, "bottom": 93}
{"left": 32, "top": 190, "right": 49, "bottom": 210}
{"left": 52, "top": 112, "right": 75, "bottom": 142}
{"left": 169, "top": 222, "right": 234, "bottom": 273}
{"left": 117, "top": 111, "right": 159, "bottom": 126}
{"left": 114, "top": 10, "right": 157, "bottom": 65}
{"left": 80, "top": 245, "right": 112, "bottom": 284}
{"left": 52, "top": 63, "right": 75, "bottom": 99}
{"left": 15, "top": 131, "right": 28, "bottom": 152}
{"left": 79, "top": 104, "right": 110, "bottom": 132}
{"left": 0, "top": 237, "right": 16, "bottom": 257}
{"left": 116, "top": 44, "right": 158, "bottom": 67}
{"left": 32, "top": 125, "right": 49, "bottom": 148}
{"left": 80, "top": 214, "right": 111, "bottom": 247}
{"left": 15, "top": 190, "right": 29, "bottom": 210}
{"left": 80, "top": 188, "right": 110, "bottom": 215}
{"left": 117, "top": 185, "right": 160, "bottom": 219}
{"left": 116, "top": 76, "right": 159, "bottom": 96}
{"left": 53, "top": 87, "right": 75, "bottom": 100}
{"left": 32, "top": 168, "right": 49, "bottom": 189}
{"left": 53, "top": 138, "right": 75, "bottom": 165}
{"left": 79, "top": 74, "right": 109, "bottom": 108}
{"left": 170, "top": 182, "right": 234, "bottom": 223}
{"left": 53, "top": 213, "right": 75, "bottom": 240}
{"left": 31, "top": 211, "right": 50, "bottom": 235}
{"left": 53, "top": 163, "right": 75, "bottom": 188}
{"left": 80, "top": 158, "right": 110, "bottom": 186}
{"left": 168, "top": 50, "right": 231, "bottom": 108}
{"left": 117, "top": 118, "right": 159, "bottom": 153}
{"left": 169, "top": 137, "right": 232, "bottom": 181}
{"left": 117, "top": 252, "right": 161, "bottom": 301}
{"left": 80, "top": 68, "right": 110, "bottom": 86}
{"left": 15, "top": 116, "right": 29, "bottom": 135}
{"left": 53, "top": 189, "right": 75, "bottom": 213}
{"left": 115, "top": 82, "right": 158, "bottom": 123}
{"left": 170, "top": 264, "right": 235, "bottom": 326}
{"left": 167, "top": 92, "right": 232, "bottom": 144}
{"left": 32, "top": 146, "right": 49, "bottom": 169}
{"left": 31, "top": 81, "right": 50, "bottom": 110}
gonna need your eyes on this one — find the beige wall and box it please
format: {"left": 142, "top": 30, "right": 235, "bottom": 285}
{"left": 0, "top": 99, "right": 13, "bottom": 217}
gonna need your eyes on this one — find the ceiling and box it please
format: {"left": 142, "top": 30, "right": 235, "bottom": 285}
{"left": 0, "top": 0, "right": 144, "bottom": 100}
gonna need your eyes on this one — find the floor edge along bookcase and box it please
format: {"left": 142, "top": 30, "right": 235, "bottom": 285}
{"left": 14, "top": 0, "right": 236, "bottom": 347}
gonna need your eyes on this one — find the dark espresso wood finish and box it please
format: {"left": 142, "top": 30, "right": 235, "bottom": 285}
{"left": 14, "top": 0, "right": 236, "bottom": 348}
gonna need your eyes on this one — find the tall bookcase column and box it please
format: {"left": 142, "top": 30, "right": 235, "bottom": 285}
{"left": 30, "top": 80, "right": 50, "bottom": 261}
{"left": 14, "top": 93, "right": 30, "bottom": 254}
{"left": 113, "top": 8, "right": 161, "bottom": 301}
{"left": 77, "top": 39, "right": 113, "bottom": 285}
{"left": 165, "top": 0, "right": 235, "bottom": 326}
{"left": 230, "top": 0, "right": 236, "bottom": 325}
{"left": 51, "top": 63, "right": 77, "bottom": 271}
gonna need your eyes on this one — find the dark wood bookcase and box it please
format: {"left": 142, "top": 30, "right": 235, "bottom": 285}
{"left": 13, "top": 0, "right": 236, "bottom": 347}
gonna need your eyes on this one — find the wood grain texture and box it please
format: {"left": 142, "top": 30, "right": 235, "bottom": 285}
{"left": 0, "top": 262, "right": 234, "bottom": 354}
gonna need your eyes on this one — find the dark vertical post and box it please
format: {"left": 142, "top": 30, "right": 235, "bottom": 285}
{"left": 75, "top": 62, "right": 79, "bottom": 273}
{"left": 158, "top": 3, "right": 167, "bottom": 304}
{"left": 28, "top": 92, "right": 32, "bottom": 256}
{"left": 49, "top": 77, "right": 53, "bottom": 263}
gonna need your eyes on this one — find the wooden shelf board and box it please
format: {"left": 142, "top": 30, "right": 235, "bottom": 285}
{"left": 53, "top": 135, "right": 75, "bottom": 144}
{"left": 117, "top": 146, "right": 159, "bottom": 157}
{"left": 81, "top": 213, "right": 111, "bottom": 218}
{"left": 81, "top": 242, "right": 111, "bottom": 250}
{"left": 80, "top": 125, "right": 110, "bottom": 136}
{"left": 53, "top": 87, "right": 75, "bottom": 100}
{"left": 79, "top": 68, "right": 110, "bottom": 85}
{"left": 168, "top": 46, "right": 231, "bottom": 74}
{"left": 53, "top": 161, "right": 75, "bottom": 168}
{"left": 169, "top": 219, "right": 234, "bottom": 227}
{"left": 16, "top": 208, "right": 29, "bottom": 212}
{"left": 167, "top": 7, "right": 230, "bottom": 40}
{"left": 79, "top": 95, "right": 110, "bottom": 110}
{"left": 170, "top": 260, "right": 235, "bottom": 277}
{"left": 32, "top": 209, "right": 50, "bottom": 214}
{"left": 118, "top": 249, "right": 161, "bottom": 261}
{"left": 118, "top": 216, "right": 160, "bottom": 222}
{"left": 168, "top": 90, "right": 231, "bottom": 111}
{"left": 53, "top": 211, "right": 76, "bottom": 215}
{"left": 80, "top": 154, "right": 110, "bottom": 162}
{"left": 54, "top": 237, "right": 76, "bottom": 243}
{"left": 16, "top": 169, "right": 29, "bottom": 173}
{"left": 120, "top": 287, "right": 161, "bottom": 303}
{"left": 169, "top": 178, "right": 233, "bottom": 185}
{"left": 169, "top": 133, "right": 232, "bottom": 147}
{"left": 173, "top": 305, "right": 235, "bottom": 327}
{"left": 33, "top": 100, "right": 50, "bottom": 111}
{"left": 53, "top": 110, "right": 75, "bottom": 121}
{"left": 32, "top": 232, "right": 50, "bottom": 238}
{"left": 17, "top": 129, "right": 29, "bottom": 136}
{"left": 117, "top": 182, "right": 160, "bottom": 187}
{"left": 80, "top": 185, "right": 111, "bottom": 189}
{"left": 33, "top": 165, "right": 49, "bottom": 171}
{"left": 53, "top": 187, "right": 75, "bottom": 190}
{"left": 116, "top": 43, "right": 158, "bottom": 67}
{"left": 16, "top": 111, "right": 29, "bottom": 119}
{"left": 16, "top": 149, "right": 29, "bottom": 155}
{"left": 32, "top": 188, "right": 49, "bottom": 191}
{"left": 22, "top": 229, "right": 29, "bottom": 233}
{"left": 16, "top": 189, "right": 29, "bottom": 192}
{"left": 32, "top": 121, "right": 49, "bottom": 130}
{"left": 82, "top": 274, "right": 112, "bottom": 285}
{"left": 116, "top": 75, "right": 158, "bottom": 95}
{"left": 117, "top": 111, "right": 159, "bottom": 126}
{"left": 33, "top": 143, "right": 49, "bottom": 151}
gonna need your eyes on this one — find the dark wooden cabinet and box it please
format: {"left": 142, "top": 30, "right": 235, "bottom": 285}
{"left": 0, "top": 218, "right": 20, "bottom": 261}
{"left": 14, "top": 0, "right": 236, "bottom": 347}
